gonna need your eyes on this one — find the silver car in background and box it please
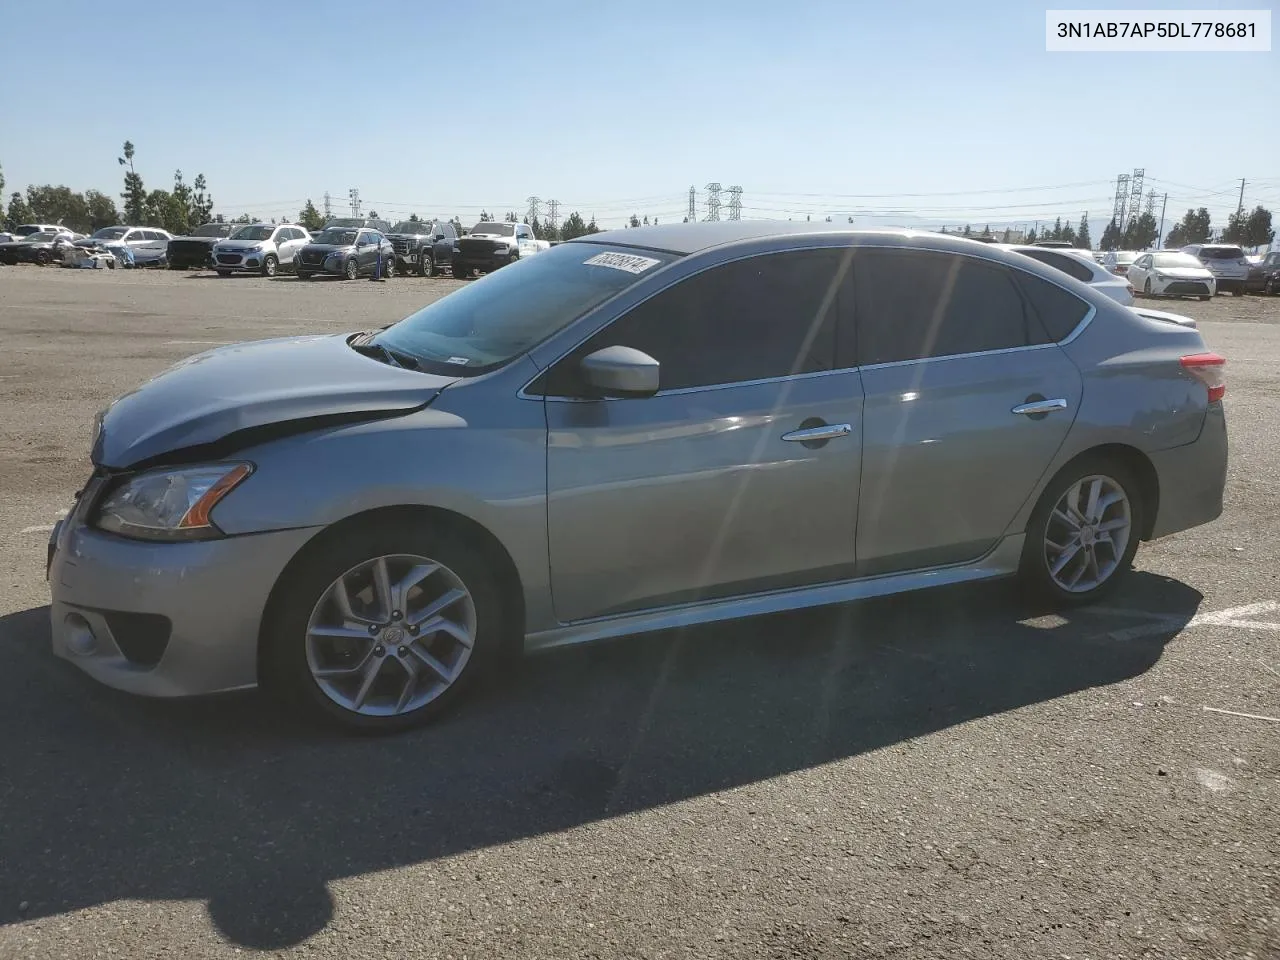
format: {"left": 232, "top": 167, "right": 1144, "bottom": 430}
{"left": 995, "top": 243, "right": 1135, "bottom": 305}
{"left": 48, "top": 224, "right": 1228, "bottom": 733}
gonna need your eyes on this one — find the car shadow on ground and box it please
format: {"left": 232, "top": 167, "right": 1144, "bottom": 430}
{"left": 0, "top": 572, "right": 1200, "bottom": 949}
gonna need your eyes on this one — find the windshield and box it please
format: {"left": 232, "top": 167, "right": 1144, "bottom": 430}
{"left": 324, "top": 218, "right": 363, "bottom": 228}
{"left": 391, "top": 221, "right": 432, "bottom": 234}
{"left": 192, "top": 223, "right": 230, "bottom": 238}
{"left": 93, "top": 227, "right": 128, "bottom": 240}
{"left": 230, "top": 225, "right": 274, "bottom": 241}
{"left": 314, "top": 228, "right": 358, "bottom": 246}
{"left": 1152, "top": 253, "right": 1202, "bottom": 268}
{"left": 470, "top": 222, "right": 515, "bottom": 237}
{"left": 1198, "top": 246, "right": 1245, "bottom": 260}
{"left": 1114, "top": 251, "right": 1138, "bottom": 263}
{"left": 374, "top": 243, "right": 677, "bottom": 374}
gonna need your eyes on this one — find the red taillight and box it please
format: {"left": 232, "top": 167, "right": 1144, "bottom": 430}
{"left": 1181, "top": 353, "right": 1226, "bottom": 403}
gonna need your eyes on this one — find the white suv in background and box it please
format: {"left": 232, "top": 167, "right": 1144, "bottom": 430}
{"left": 211, "top": 223, "right": 309, "bottom": 277}
{"left": 88, "top": 226, "right": 174, "bottom": 259}
{"left": 1181, "top": 243, "right": 1250, "bottom": 296}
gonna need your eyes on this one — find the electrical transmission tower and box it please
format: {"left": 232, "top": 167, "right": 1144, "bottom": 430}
{"left": 1111, "top": 173, "right": 1131, "bottom": 226}
{"left": 546, "top": 199, "right": 560, "bottom": 232}
{"left": 348, "top": 188, "right": 361, "bottom": 217}
{"left": 726, "top": 185, "right": 743, "bottom": 220}
{"left": 526, "top": 196, "right": 541, "bottom": 225}
{"left": 1125, "top": 168, "right": 1145, "bottom": 232}
{"left": 704, "top": 182, "right": 722, "bottom": 222}
{"left": 1144, "top": 189, "right": 1157, "bottom": 217}
{"left": 323, "top": 192, "right": 331, "bottom": 219}
{"left": 687, "top": 186, "right": 697, "bottom": 223}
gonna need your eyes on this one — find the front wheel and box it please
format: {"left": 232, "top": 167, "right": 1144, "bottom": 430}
{"left": 1019, "top": 457, "right": 1143, "bottom": 605}
{"left": 261, "top": 520, "right": 508, "bottom": 733}
{"left": 36, "top": 250, "right": 51, "bottom": 266}
{"left": 262, "top": 254, "right": 278, "bottom": 278}
{"left": 344, "top": 258, "right": 358, "bottom": 281}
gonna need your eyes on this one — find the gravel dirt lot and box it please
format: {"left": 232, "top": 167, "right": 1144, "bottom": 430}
{"left": 0, "top": 266, "right": 1277, "bottom": 959}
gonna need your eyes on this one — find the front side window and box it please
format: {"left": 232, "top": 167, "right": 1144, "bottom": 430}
{"left": 856, "top": 250, "right": 1047, "bottom": 365}
{"left": 544, "top": 249, "right": 846, "bottom": 395}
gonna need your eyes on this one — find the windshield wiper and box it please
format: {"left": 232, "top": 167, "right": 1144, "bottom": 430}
{"left": 349, "top": 335, "right": 419, "bottom": 370}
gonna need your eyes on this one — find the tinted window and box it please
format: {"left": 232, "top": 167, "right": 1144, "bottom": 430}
{"left": 546, "top": 250, "right": 844, "bottom": 394}
{"left": 1011, "top": 270, "right": 1091, "bottom": 342}
{"left": 1199, "top": 246, "right": 1245, "bottom": 260}
{"left": 856, "top": 250, "right": 1044, "bottom": 364}
{"left": 1021, "top": 249, "right": 1094, "bottom": 282}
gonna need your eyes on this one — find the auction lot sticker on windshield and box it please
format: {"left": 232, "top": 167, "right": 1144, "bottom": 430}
{"left": 583, "top": 252, "right": 662, "bottom": 274}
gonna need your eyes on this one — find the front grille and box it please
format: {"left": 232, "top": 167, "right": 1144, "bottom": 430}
{"left": 391, "top": 237, "right": 415, "bottom": 256}
{"left": 1166, "top": 281, "right": 1210, "bottom": 295}
{"left": 216, "top": 253, "right": 240, "bottom": 265}
{"left": 301, "top": 251, "right": 325, "bottom": 266}
{"left": 101, "top": 610, "right": 172, "bottom": 666}
{"left": 459, "top": 238, "right": 496, "bottom": 256}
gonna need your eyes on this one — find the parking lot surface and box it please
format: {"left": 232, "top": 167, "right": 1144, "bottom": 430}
{"left": 0, "top": 267, "right": 1277, "bottom": 959}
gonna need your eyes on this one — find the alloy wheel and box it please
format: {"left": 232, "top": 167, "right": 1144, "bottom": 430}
{"left": 305, "top": 553, "right": 477, "bottom": 717}
{"left": 1043, "top": 474, "right": 1132, "bottom": 593}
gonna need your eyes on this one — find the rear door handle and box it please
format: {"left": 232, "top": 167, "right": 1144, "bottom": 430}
{"left": 1011, "top": 398, "right": 1068, "bottom": 416}
{"left": 782, "top": 422, "right": 853, "bottom": 443}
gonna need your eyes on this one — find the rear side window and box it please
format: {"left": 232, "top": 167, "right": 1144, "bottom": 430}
{"left": 546, "top": 249, "right": 846, "bottom": 394}
{"left": 854, "top": 250, "right": 1045, "bottom": 365}
{"left": 1022, "top": 249, "right": 1095, "bottom": 283}
{"left": 1012, "top": 270, "right": 1092, "bottom": 342}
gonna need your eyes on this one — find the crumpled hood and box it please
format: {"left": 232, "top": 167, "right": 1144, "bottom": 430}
{"left": 95, "top": 334, "right": 457, "bottom": 468}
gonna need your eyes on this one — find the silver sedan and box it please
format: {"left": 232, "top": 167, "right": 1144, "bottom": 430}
{"left": 48, "top": 224, "right": 1228, "bottom": 732}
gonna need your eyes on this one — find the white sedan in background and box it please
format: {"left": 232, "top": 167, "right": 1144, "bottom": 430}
{"left": 1127, "top": 251, "right": 1216, "bottom": 301}
{"left": 995, "top": 244, "right": 1134, "bottom": 305}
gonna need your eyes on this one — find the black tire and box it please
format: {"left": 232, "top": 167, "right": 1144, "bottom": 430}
{"left": 344, "top": 258, "right": 358, "bottom": 281}
{"left": 1199, "top": 295, "right": 1210, "bottom": 301}
{"left": 1018, "top": 454, "right": 1144, "bottom": 606}
{"left": 1231, "top": 288, "right": 1244, "bottom": 297}
{"left": 454, "top": 263, "right": 471, "bottom": 279}
{"left": 169, "top": 263, "right": 184, "bottom": 271}
{"left": 1143, "top": 278, "right": 1152, "bottom": 296}
{"left": 261, "top": 253, "right": 278, "bottom": 278}
{"left": 383, "top": 256, "right": 395, "bottom": 279}
{"left": 297, "top": 271, "right": 312, "bottom": 280}
{"left": 216, "top": 269, "right": 231, "bottom": 277}
{"left": 36, "top": 249, "right": 51, "bottom": 266}
{"left": 261, "top": 518, "right": 509, "bottom": 733}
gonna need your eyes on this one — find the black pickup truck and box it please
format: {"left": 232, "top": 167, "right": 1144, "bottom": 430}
{"left": 167, "top": 222, "right": 234, "bottom": 269}
{"left": 385, "top": 219, "right": 458, "bottom": 276}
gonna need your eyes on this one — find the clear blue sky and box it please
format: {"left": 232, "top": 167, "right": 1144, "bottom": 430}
{"left": 1, "top": 0, "right": 1275, "bottom": 232}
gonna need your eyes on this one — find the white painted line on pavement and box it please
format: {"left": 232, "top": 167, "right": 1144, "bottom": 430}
{"left": 164, "top": 340, "right": 232, "bottom": 346}
{"left": 1203, "top": 706, "right": 1280, "bottom": 724}
{"left": 1085, "top": 600, "right": 1280, "bottom": 642}
{"left": 21, "top": 524, "right": 56, "bottom": 534}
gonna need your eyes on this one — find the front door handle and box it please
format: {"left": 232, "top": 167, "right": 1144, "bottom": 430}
{"left": 1011, "top": 398, "right": 1068, "bottom": 416}
{"left": 782, "top": 422, "right": 853, "bottom": 443}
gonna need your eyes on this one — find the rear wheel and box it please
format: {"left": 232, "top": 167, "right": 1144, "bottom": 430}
{"left": 344, "top": 258, "right": 358, "bottom": 281}
{"left": 36, "top": 249, "right": 51, "bottom": 266}
{"left": 383, "top": 255, "right": 395, "bottom": 279}
{"left": 1019, "top": 456, "right": 1143, "bottom": 605}
{"left": 261, "top": 519, "right": 508, "bottom": 733}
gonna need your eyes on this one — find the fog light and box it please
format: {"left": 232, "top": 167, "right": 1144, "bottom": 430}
{"left": 65, "top": 613, "right": 98, "bottom": 657}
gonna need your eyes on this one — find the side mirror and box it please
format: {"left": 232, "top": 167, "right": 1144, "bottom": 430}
{"left": 579, "top": 345, "right": 660, "bottom": 399}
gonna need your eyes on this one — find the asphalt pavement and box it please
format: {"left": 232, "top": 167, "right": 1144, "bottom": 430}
{"left": 0, "top": 266, "right": 1276, "bottom": 959}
